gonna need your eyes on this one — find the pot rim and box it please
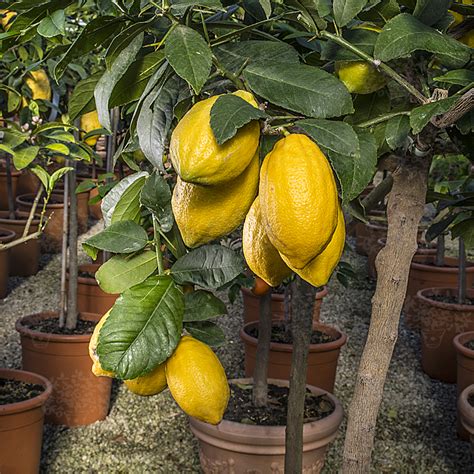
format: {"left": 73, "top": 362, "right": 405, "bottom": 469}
{"left": 67, "top": 263, "right": 100, "bottom": 286}
{"left": 189, "top": 378, "right": 344, "bottom": 447}
{"left": 0, "top": 211, "right": 41, "bottom": 226}
{"left": 458, "top": 384, "right": 474, "bottom": 428}
{"left": 15, "top": 311, "right": 101, "bottom": 343}
{"left": 0, "top": 368, "right": 52, "bottom": 416}
{"left": 0, "top": 169, "right": 21, "bottom": 177}
{"left": 241, "top": 286, "right": 328, "bottom": 301}
{"left": 415, "top": 287, "right": 474, "bottom": 312}
{"left": 240, "top": 321, "right": 347, "bottom": 353}
{"left": 453, "top": 331, "right": 474, "bottom": 358}
{"left": 16, "top": 193, "right": 64, "bottom": 209}
{"left": 0, "top": 227, "right": 16, "bottom": 243}
{"left": 410, "top": 255, "right": 474, "bottom": 273}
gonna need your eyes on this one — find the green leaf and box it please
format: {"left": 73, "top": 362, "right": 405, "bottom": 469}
{"left": 451, "top": 219, "right": 474, "bottom": 250}
{"left": 30, "top": 165, "right": 49, "bottom": 191}
{"left": 97, "top": 275, "right": 184, "bottom": 379}
{"left": 214, "top": 41, "right": 299, "bottom": 74}
{"left": 111, "top": 175, "right": 146, "bottom": 224}
{"left": 210, "top": 95, "right": 266, "bottom": 145}
{"left": 49, "top": 167, "right": 73, "bottom": 192}
{"left": 140, "top": 172, "right": 174, "bottom": 232}
{"left": 374, "top": 13, "right": 471, "bottom": 69}
{"left": 433, "top": 70, "right": 474, "bottom": 87}
{"left": 164, "top": 25, "right": 212, "bottom": 94}
{"left": 45, "top": 143, "right": 70, "bottom": 155}
{"left": 244, "top": 62, "right": 353, "bottom": 119}
{"left": 95, "top": 32, "right": 144, "bottom": 132}
{"left": 333, "top": 0, "right": 369, "bottom": 27}
{"left": 170, "top": 0, "right": 222, "bottom": 13}
{"left": 95, "top": 251, "right": 158, "bottom": 294}
{"left": 183, "top": 290, "right": 227, "bottom": 322}
{"left": 350, "top": 90, "right": 391, "bottom": 124}
{"left": 385, "top": 114, "right": 410, "bottom": 150}
{"left": 12, "top": 146, "right": 39, "bottom": 170}
{"left": 102, "top": 171, "right": 148, "bottom": 226}
{"left": 413, "top": 0, "right": 450, "bottom": 27}
{"left": 37, "top": 9, "right": 65, "bottom": 37}
{"left": 171, "top": 245, "right": 244, "bottom": 289}
{"left": 84, "top": 220, "right": 149, "bottom": 254}
{"left": 185, "top": 321, "right": 225, "bottom": 347}
{"left": 69, "top": 73, "right": 101, "bottom": 121}
{"left": 321, "top": 29, "right": 377, "bottom": 62}
{"left": 410, "top": 96, "right": 457, "bottom": 134}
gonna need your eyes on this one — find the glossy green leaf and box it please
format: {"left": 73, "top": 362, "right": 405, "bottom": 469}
{"left": 185, "top": 321, "right": 225, "bottom": 347}
{"left": 111, "top": 175, "right": 146, "bottom": 224}
{"left": 45, "top": 143, "right": 70, "bottom": 155}
{"left": 140, "top": 172, "right": 174, "bottom": 232}
{"left": 451, "top": 219, "right": 474, "bottom": 250}
{"left": 385, "top": 114, "right": 410, "bottom": 150}
{"left": 95, "top": 251, "right": 158, "bottom": 294}
{"left": 410, "top": 96, "right": 457, "bottom": 134}
{"left": 12, "top": 146, "right": 39, "bottom": 170}
{"left": 68, "top": 73, "right": 101, "bottom": 121}
{"left": 333, "top": 0, "right": 369, "bottom": 27}
{"left": 321, "top": 29, "right": 377, "bottom": 62}
{"left": 97, "top": 275, "right": 184, "bottom": 379}
{"left": 37, "top": 9, "right": 65, "bottom": 37}
{"left": 183, "top": 290, "right": 227, "bottom": 322}
{"left": 413, "top": 0, "right": 450, "bottom": 27}
{"left": 49, "top": 167, "right": 73, "bottom": 192}
{"left": 433, "top": 70, "right": 474, "bottom": 87}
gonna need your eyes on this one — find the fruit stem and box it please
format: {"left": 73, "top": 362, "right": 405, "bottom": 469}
{"left": 153, "top": 216, "right": 165, "bottom": 274}
{"left": 319, "top": 31, "right": 429, "bottom": 105}
{"left": 211, "top": 55, "right": 247, "bottom": 90}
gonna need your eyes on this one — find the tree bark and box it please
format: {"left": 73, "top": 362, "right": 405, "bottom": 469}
{"left": 342, "top": 154, "right": 431, "bottom": 473}
{"left": 252, "top": 290, "right": 272, "bottom": 407}
{"left": 285, "top": 277, "right": 317, "bottom": 473}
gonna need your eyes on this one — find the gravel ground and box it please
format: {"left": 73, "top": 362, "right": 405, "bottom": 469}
{"left": 0, "top": 222, "right": 473, "bottom": 473}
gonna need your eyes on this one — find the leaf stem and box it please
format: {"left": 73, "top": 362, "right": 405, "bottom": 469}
{"left": 319, "top": 31, "right": 428, "bottom": 105}
{"left": 355, "top": 110, "right": 411, "bottom": 128}
{"left": 153, "top": 216, "right": 165, "bottom": 274}
{"left": 212, "top": 55, "right": 246, "bottom": 90}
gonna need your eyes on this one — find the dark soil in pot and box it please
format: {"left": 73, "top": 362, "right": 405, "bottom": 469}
{"left": 225, "top": 382, "right": 334, "bottom": 425}
{"left": 246, "top": 323, "right": 338, "bottom": 345}
{"left": 428, "top": 295, "right": 474, "bottom": 305}
{"left": 0, "top": 378, "right": 44, "bottom": 405}
{"left": 24, "top": 317, "right": 96, "bottom": 335}
{"left": 464, "top": 340, "right": 474, "bottom": 351}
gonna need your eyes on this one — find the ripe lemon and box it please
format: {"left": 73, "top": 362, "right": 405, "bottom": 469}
{"left": 25, "top": 70, "right": 51, "bottom": 101}
{"left": 80, "top": 110, "right": 102, "bottom": 147}
{"left": 0, "top": 10, "right": 16, "bottom": 30}
{"left": 335, "top": 61, "right": 386, "bottom": 95}
{"left": 166, "top": 335, "right": 229, "bottom": 425}
{"left": 459, "top": 29, "right": 474, "bottom": 48}
{"left": 448, "top": 10, "right": 464, "bottom": 27}
{"left": 172, "top": 151, "right": 259, "bottom": 248}
{"left": 243, "top": 196, "right": 292, "bottom": 287}
{"left": 169, "top": 90, "right": 260, "bottom": 185}
{"left": 89, "top": 311, "right": 115, "bottom": 378}
{"left": 282, "top": 207, "right": 345, "bottom": 287}
{"left": 124, "top": 363, "right": 167, "bottom": 396}
{"left": 259, "top": 134, "right": 338, "bottom": 269}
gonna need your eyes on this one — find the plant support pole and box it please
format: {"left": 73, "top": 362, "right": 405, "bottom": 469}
{"left": 285, "top": 276, "right": 317, "bottom": 473}
{"left": 5, "top": 155, "right": 15, "bottom": 220}
{"left": 458, "top": 238, "right": 466, "bottom": 305}
{"left": 59, "top": 162, "right": 70, "bottom": 328}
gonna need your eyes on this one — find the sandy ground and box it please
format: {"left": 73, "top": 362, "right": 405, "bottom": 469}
{"left": 0, "top": 222, "right": 472, "bottom": 473}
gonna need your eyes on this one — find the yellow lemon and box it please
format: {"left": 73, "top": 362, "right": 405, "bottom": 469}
{"left": 259, "top": 134, "right": 338, "bottom": 269}
{"left": 172, "top": 151, "right": 259, "bottom": 248}
{"left": 448, "top": 10, "right": 464, "bottom": 27}
{"left": 0, "top": 10, "right": 16, "bottom": 30}
{"left": 80, "top": 110, "right": 102, "bottom": 147}
{"left": 124, "top": 363, "right": 167, "bottom": 396}
{"left": 459, "top": 29, "right": 474, "bottom": 48}
{"left": 282, "top": 207, "right": 345, "bottom": 288}
{"left": 169, "top": 90, "right": 260, "bottom": 185}
{"left": 25, "top": 70, "right": 51, "bottom": 101}
{"left": 165, "top": 335, "right": 229, "bottom": 425}
{"left": 243, "top": 196, "right": 292, "bottom": 287}
{"left": 335, "top": 61, "right": 386, "bottom": 95}
{"left": 89, "top": 311, "right": 115, "bottom": 378}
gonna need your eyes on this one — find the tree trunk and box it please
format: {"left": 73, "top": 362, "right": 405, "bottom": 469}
{"left": 252, "top": 290, "right": 272, "bottom": 407}
{"left": 285, "top": 277, "right": 317, "bottom": 473}
{"left": 435, "top": 234, "right": 445, "bottom": 267}
{"left": 342, "top": 155, "right": 431, "bottom": 473}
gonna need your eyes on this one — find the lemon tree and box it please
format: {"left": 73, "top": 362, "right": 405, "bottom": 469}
{"left": 2, "top": 0, "right": 473, "bottom": 471}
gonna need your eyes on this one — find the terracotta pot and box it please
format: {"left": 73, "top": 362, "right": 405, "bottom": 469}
{"left": 0, "top": 227, "right": 15, "bottom": 298}
{"left": 417, "top": 288, "right": 474, "bottom": 383}
{"left": 0, "top": 211, "right": 40, "bottom": 277}
{"left": 454, "top": 331, "right": 474, "bottom": 439}
{"left": 16, "top": 193, "right": 64, "bottom": 253}
{"left": 0, "top": 368, "right": 52, "bottom": 474}
{"left": 354, "top": 211, "right": 386, "bottom": 256}
{"left": 52, "top": 189, "right": 89, "bottom": 234}
{"left": 76, "top": 177, "right": 102, "bottom": 220}
{"left": 0, "top": 168, "right": 20, "bottom": 210}
{"left": 68, "top": 263, "right": 119, "bottom": 315}
{"left": 190, "top": 378, "right": 343, "bottom": 474}
{"left": 458, "top": 384, "right": 474, "bottom": 450}
{"left": 15, "top": 312, "right": 112, "bottom": 426}
{"left": 242, "top": 287, "right": 328, "bottom": 324}
{"left": 405, "top": 256, "right": 474, "bottom": 329}
{"left": 17, "top": 170, "right": 40, "bottom": 195}
{"left": 241, "top": 322, "right": 347, "bottom": 393}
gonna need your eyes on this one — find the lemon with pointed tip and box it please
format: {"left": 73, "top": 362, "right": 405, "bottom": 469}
{"left": 169, "top": 90, "right": 260, "bottom": 185}
{"left": 80, "top": 110, "right": 102, "bottom": 147}
{"left": 89, "top": 311, "right": 115, "bottom": 378}
{"left": 25, "top": 70, "right": 51, "bottom": 101}
{"left": 243, "top": 196, "right": 292, "bottom": 287}
{"left": 335, "top": 61, "right": 386, "bottom": 95}
{"left": 124, "top": 363, "right": 167, "bottom": 396}
{"left": 166, "top": 336, "right": 229, "bottom": 425}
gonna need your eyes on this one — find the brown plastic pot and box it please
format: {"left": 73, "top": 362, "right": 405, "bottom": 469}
{"left": 241, "top": 321, "right": 347, "bottom": 393}
{"left": 189, "top": 378, "right": 344, "bottom": 474}
{"left": 0, "top": 368, "right": 52, "bottom": 474}
{"left": 0, "top": 211, "right": 40, "bottom": 277}
{"left": 458, "top": 384, "right": 474, "bottom": 450}
{"left": 0, "top": 168, "right": 20, "bottom": 210}
{"left": 242, "top": 287, "right": 328, "bottom": 324}
{"left": 68, "top": 263, "right": 118, "bottom": 315}
{"left": 0, "top": 227, "right": 15, "bottom": 298}
{"left": 405, "top": 256, "right": 474, "bottom": 329}
{"left": 15, "top": 312, "right": 112, "bottom": 426}
{"left": 417, "top": 288, "right": 474, "bottom": 383}
{"left": 52, "top": 190, "right": 89, "bottom": 234}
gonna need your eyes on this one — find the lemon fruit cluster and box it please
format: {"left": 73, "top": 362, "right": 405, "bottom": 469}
{"left": 243, "top": 133, "right": 344, "bottom": 289}
{"left": 25, "top": 70, "right": 51, "bottom": 101}
{"left": 89, "top": 315, "right": 229, "bottom": 425}
{"left": 171, "top": 90, "right": 260, "bottom": 247}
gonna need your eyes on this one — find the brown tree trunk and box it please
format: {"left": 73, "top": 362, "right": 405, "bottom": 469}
{"left": 342, "top": 154, "right": 431, "bottom": 473}
{"left": 285, "top": 277, "right": 317, "bottom": 473}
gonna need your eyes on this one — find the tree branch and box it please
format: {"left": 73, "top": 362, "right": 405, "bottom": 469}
{"left": 432, "top": 88, "right": 474, "bottom": 129}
